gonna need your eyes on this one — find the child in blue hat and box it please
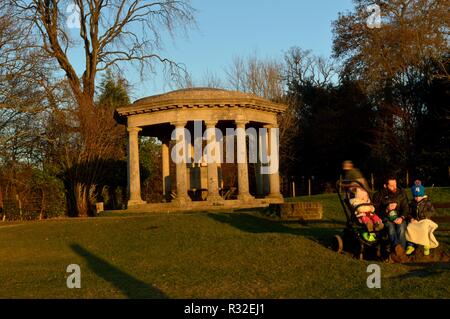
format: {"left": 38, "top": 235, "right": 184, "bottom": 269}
{"left": 411, "top": 179, "right": 426, "bottom": 200}
{"left": 407, "top": 179, "right": 433, "bottom": 255}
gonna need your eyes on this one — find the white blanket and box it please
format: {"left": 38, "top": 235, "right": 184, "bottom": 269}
{"left": 406, "top": 219, "right": 439, "bottom": 248}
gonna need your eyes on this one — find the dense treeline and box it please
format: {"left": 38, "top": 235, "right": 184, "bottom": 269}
{"left": 284, "top": 65, "right": 449, "bottom": 192}
{"left": 285, "top": 0, "right": 449, "bottom": 190}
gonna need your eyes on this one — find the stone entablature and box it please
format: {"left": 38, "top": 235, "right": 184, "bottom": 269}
{"left": 116, "top": 88, "right": 285, "bottom": 117}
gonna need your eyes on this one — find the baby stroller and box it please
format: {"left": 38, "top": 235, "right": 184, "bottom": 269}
{"left": 333, "top": 180, "right": 388, "bottom": 260}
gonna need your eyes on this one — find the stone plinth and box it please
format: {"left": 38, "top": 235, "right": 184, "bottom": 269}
{"left": 269, "top": 202, "right": 323, "bottom": 220}
{"left": 122, "top": 198, "right": 280, "bottom": 213}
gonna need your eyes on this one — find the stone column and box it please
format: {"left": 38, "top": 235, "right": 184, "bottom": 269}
{"left": 265, "top": 124, "right": 283, "bottom": 200}
{"left": 127, "top": 126, "right": 145, "bottom": 207}
{"left": 236, "top": 120, "right": 254, "bottom": 202}
{"left": 204, "top": 120, "right": 223, "bottom": 202}
{"left": 260, "top": 127, "right": 270, "bottom": 195}
{"left": 189, "top": 142, "right": 201, "bottom": 192}
{"left": 255, "top": 129, "right": 264, "bottom": 197}
{"left": 171, "top": 121, "right": 191, "bottom": 203}
{"left": 161, "top": 138, "right": 171, "bottom": 201}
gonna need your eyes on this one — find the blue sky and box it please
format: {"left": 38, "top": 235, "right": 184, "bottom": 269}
{"left": 68, "top": 0, "right": 355, "bottom": 101}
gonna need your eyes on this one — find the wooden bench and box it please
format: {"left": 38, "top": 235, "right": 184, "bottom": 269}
{"left": 433, "top": 202, "right": 450, "bottom": 209}
{"left": 431, "top": 202, "right": 450, "bottom": 231}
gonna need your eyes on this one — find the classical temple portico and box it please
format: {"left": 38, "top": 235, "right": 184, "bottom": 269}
{"left": 115, "top": 88, "right": 286, "bottom": 212}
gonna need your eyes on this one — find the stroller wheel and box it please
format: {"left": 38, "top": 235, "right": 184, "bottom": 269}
{"left": 357, "top": 242, "right": 365, "bottom": 260}
{"left": 332, "top": 235, "right": 343, "bottom": 253}
{"left": 376, "top": 246, "right": 382, "bottom": 258}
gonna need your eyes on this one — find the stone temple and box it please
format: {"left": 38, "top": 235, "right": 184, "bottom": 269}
{"left": 114, "top": 88, "right": 286, "bottom": 212}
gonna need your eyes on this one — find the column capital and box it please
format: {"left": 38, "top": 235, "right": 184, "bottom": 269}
{"left": 235, "top": 119, "right": 248, "bottom": 127}
{"left": 170, "top": 121, "right": 187, "bottom": 128}
{"left": 127, "top": 126, "right": 142, "bottom": 134}
{"left": 204, "top": 120, "right": 218, "bottom": 128}
{"left": 263, "top": 123, "right": 277, "bottom": 129}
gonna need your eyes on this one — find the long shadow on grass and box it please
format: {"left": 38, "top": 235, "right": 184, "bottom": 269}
{"left": 70, "top": 244, "right": 167, "bottom": 299}
{"left": 206, "top": 213, "right": 342, "bottom": 249}
{"left": 389, "top": 262, "right": 450, "bottom": 280}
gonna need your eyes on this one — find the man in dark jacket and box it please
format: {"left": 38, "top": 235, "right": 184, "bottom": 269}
{"left": 373, "top": 176, "right": 410, "bottom": 254}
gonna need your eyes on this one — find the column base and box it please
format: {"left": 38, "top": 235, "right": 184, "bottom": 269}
{"left": 172, "top": 196, "right": 192, "bottom": 205}
{"left": 266, "top": 193, "right": 284, "bottom": 203}
{"left": 162, "top": 193, "right": 173, "bottom": 202}
{"left": 127, "top": 199, "right": 147, "bottom": 208}
{"left": 238, "top": 193, "right": 255, "bottom": 202}
{"left": 207, "top": 193, "right": 225, "bottom": 204}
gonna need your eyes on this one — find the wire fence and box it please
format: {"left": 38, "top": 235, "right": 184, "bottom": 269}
{"left": 1, "top": 195, "right": 57, "bottom": 221}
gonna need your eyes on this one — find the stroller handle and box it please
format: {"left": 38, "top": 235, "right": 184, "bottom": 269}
{"left": 336, "top": 179, "right": 370, "bottom": 194}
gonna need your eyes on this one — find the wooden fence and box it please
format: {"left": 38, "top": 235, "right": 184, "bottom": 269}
{"left": 1, "top": 194, "right": 48, "bottom": 221}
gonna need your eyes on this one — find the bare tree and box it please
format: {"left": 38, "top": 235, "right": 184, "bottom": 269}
{"left": 10, "top": 0, "right": 195, "bottom": 109}
{"left": 0, "top": 7, "right": 68, "bottom": 220}
{"left": 201, "top": 69, "right": 224, "bottom": 88}
{"left": 8, "top": 0, "right": 196, "bottom": 216}
{"left": 225, "top": 53, "right": 301, "bottom": 181}
{"left": 225, "top": 56, "right": 246, "bottom": 92}
{"left": 0, "top": 6, "right": 53, "bottom": 164}
{"left": 284, "top": 47, "right": 336, "bottom": 88}
{"left": 172, "top": 68, "right": 224, "bottom": 89}
{"left": 226, "top": 54, "right": 284, "bottom": 101}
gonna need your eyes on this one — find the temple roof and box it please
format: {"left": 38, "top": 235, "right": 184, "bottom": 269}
{"left": 115, "top": 88, "right": 287, "bottom": 120}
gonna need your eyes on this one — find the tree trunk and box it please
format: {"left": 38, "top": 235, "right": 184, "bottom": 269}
{"left": 39, "top": 188, "right": 45, "bottom": 220}
{"left": 108, "top": 186, "right": 118, "bottom": 210}
{"left": 65, "top": 181, "right": 94, "bottom": 217}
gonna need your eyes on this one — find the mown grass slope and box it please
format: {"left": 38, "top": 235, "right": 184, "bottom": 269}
{"left": 0, "top": 189, "right": 449, "bottom": 298}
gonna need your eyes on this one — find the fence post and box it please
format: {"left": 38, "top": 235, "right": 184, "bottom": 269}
{"left": 0, "top": 186, "right": 3, "bottom": 222}
{"left": 292, "top": 178, "right": 296, "bottom": 198}
{"left": 308, "top": 178, "right": 311, "bottom": 197}
{"left": 39, "top": 188, "right": 45, "bottom": 220}
{"left": 16, "top": 194, "right": 22, "bottom": 221}
{"left": 406, "top": 170, "right": 409, "bottom": 187}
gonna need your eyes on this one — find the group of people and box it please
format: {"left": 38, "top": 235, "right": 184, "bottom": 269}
{"left": 342, "top": 161, "right": 438, "bottom": 258}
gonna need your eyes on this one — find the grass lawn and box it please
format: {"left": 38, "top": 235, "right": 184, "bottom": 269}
{"left": 0, "top": 188, "right": 449, "bottom": 298}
